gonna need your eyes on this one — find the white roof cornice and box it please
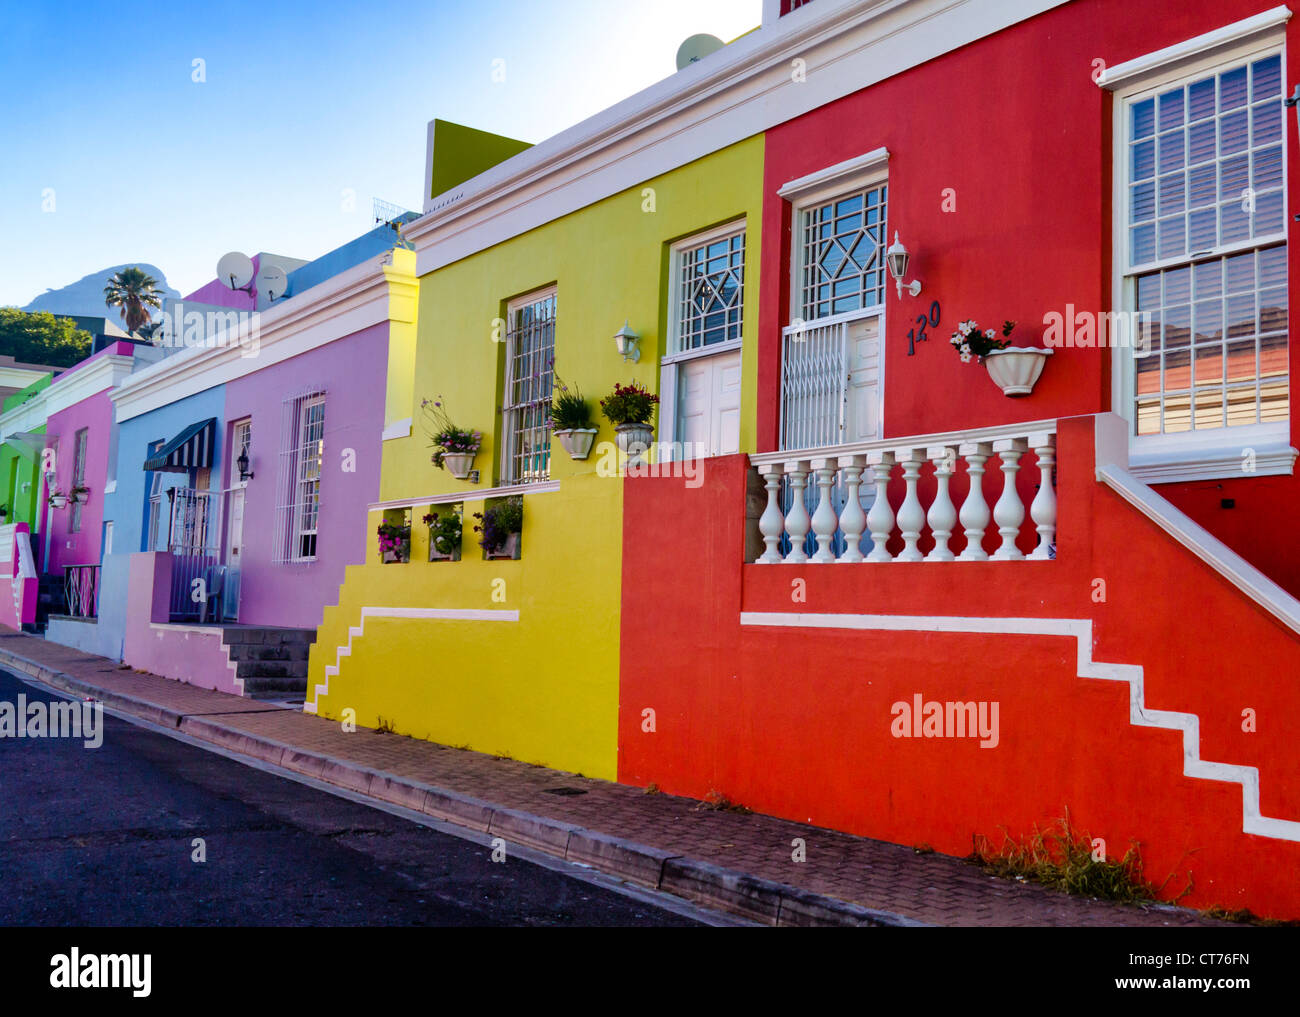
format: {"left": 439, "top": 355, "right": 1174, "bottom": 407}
{"left": 407, "top": 0, "right": 1068, "bottom": 274}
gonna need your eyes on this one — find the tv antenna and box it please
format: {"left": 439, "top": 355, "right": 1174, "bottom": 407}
{"left": 373, "top": 197, "right": 415, "bottom": 251}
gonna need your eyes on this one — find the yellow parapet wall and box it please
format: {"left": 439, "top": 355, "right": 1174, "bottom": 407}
{"left": 308, "top": 135, "right": 764, "bottom": 781}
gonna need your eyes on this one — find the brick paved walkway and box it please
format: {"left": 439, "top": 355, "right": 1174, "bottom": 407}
{"left": 0, "top": 629, "right": 1230, "bottom": 927}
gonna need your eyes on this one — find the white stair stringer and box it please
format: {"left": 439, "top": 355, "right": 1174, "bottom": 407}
{"left": 740, "top": 611, "right": 1300, "bottom": 843}
{"left": 304, "top": 606, "right": 521, "bottom": 715}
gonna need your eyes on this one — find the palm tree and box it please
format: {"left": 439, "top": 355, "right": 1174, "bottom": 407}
{"left": 103, "top": 267, "right": 164, "bottom": 334}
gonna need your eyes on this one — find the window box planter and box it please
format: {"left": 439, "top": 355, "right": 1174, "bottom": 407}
{"left": 984, "top": 347, "right": 1053, "bottom": 397}
{"left": 474, "top": 496, "right": 522, "bottom": 560}
{"left": 377, "top": 519, "right": 411, "bottom": 564}
{"left": 484, "top": 531, "right": 521, "bottom": 561}
{"left": 424, "top": 509, "right": 463, "bottom": 562}
{"left": 554, "top": 427, "right": 598, "bottom": 460}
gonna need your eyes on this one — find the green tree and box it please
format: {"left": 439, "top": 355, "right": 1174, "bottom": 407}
{"left": 103, "top": 266, "right": 163, "bottom": 333}
{"left": 0, "top": 308, "right": 92, "bottom": 368}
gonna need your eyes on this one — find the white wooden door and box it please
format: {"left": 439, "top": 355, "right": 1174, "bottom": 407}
{"left": 223, "top": 487, "right": 245, "bottom": 621}
{"left": 678, "top": 350, "right": 742, "bottom": 458}
{"left": 844, "top": 315, "right": 881, "bottom": 443}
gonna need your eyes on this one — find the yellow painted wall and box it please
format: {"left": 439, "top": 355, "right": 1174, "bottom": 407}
{"left": 309, "top": 136, "right": 765, "bottom": 780}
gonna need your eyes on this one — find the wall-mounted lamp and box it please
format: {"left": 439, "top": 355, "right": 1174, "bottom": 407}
{"left": 886, "top": 231, "right": 922, "bottom": 299}
{"left": 237, "top": 444, "right": 255, "bottom": 482}
{"left": 613, "top": 320, "right": 641, "bottom": 363}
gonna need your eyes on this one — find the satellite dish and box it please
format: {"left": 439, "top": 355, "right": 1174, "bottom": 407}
{"left": 676, "top": 34, "right": 724, "bottom": 71}
{"left": 256, "top": 264, "right": 288, "bottom": 302}
{"left": 216, "top": 251, "right": 254, "bottom": 290}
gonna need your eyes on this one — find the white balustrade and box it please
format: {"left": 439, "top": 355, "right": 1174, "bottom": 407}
{"left": 750, "top": 421, "right": 1058, "bottom": 565}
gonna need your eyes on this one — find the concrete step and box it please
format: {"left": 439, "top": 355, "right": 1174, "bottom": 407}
{"left": 241, "top": 674, "right": 308, "bottom": 699}
{"left": 234, "top": 658, "right": 308, "bottom": 680}
{"left": 226, "top": 643, "right": 311, "bottom": 663}
{"left": 221, "top": 626, "right": 316, "bottom": 649}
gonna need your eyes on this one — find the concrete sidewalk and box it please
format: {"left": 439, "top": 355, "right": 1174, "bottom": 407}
{"left": 0, "top": 629, "right": 1227, "bottom": 927}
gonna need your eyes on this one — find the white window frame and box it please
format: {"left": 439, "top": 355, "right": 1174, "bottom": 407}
{"left": 778, "top": 154, "right": 890, "bottom": 450}
{"left": 273, "top": 392, "right": 325, "bottom": 564}
{"left": 1106, "top": 15, "right": 1295, "bottom": 482}
{"left": 70, "top": 428, "right": 88, "bottom": 533}
{"left": 660, "top": 220, "right": 747, "bottom": 457}
{"left": 231, "top": 418, "right": 252, "bottom": 490}
{"left": 501, "top": 287, "right": 557, "bottom": 486}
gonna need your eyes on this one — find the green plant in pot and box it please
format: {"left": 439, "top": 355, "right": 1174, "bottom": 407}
{"left": 551, "top": 374, "right": 597, "bottom": 461}
{"left": 600, "top": 380, "right": 658, "bottom": 465}
{"left": 423, "top": 509, "right": 462, "bottom": 561}
{"left": 473, "top": 496, "right": 523, "bottom": 560}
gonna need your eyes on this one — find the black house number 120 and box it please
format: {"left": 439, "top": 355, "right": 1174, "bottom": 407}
{"left": 906, "top": 301, "right": 941, "bottom": 356}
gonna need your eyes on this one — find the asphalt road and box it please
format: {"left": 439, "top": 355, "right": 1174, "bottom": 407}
{"left": 0, "top": 669, "right": 700, "bottom": 926}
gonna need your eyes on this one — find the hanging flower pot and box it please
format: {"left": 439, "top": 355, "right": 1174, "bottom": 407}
{"left": 984, "top": 347, "right": 1053, "bottom": 397}
{"left": 949, "top": 319, "right": 1052, "bottom": 397}
{"left": 440, "top": 451, "right": 476, "bottom": 479}
{"left": 48, "top": 493, "right": 69, "bottom": 510}
{"left": 554, "top": 427, "right": 598, "bottom": 460}
{"left": 615, "top": 422, "right": 654, "bottom": 462}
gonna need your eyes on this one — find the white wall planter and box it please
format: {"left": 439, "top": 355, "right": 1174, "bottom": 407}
{"left": 442, "top": 451, "right": 476, "bottom": 479}
{"left": 48, "top": 494, "right": 68, "bottom": 510}
{"left": 484, "top": 532, "right": 521, "bottom": 561}
{"left": 984, "top": 347, "right": 1053, "bottom": 397}
{"left": 554, "top": 427, "right": 598, "bottom": 460}
{"left": 615, "top": 422, "right": 654, "bottom": 464}
{"left": 428, "top": 530, "right": 461, "bottom": 561}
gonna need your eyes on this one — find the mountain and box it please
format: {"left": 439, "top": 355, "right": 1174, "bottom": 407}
{"left": 20, "top": 263, "right": 181, "bottom": 322}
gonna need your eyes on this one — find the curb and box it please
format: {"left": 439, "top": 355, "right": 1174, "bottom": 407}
{"left": 0, "top": 646, "right": 927, "bottom": 928}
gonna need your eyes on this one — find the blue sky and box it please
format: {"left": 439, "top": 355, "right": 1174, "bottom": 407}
{"left": 0, "top": 0, "right": 760, "bottom": 307}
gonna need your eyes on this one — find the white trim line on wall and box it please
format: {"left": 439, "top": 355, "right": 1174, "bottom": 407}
{"left": 382, "top": 417, "right": 412, "bottom": 441}
{"left": 739, "top": 611, "right": 1300, "bottom": 843}
{"left": 1096, "top": 5, "right": 1291, "bottom": 90}
{"left": 304, "top": 606, "right": 520, "bottom": 713}
{"left": 369, "top": 479, "right": 560, "bottom": 512}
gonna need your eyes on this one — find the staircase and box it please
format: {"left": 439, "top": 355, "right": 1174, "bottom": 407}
{"left": 220, "top": 626, "right": 316, "bottom": 701}
{"left": 24, "top": 574, "right": 67, "bottom": 634}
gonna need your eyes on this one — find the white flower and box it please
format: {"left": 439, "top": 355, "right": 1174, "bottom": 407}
{"left": 961, "top": 343, "right": 971, "bottom": 354}
{"left": 984, "top": 329, "right": 995, "bottom": 339}
{"left": 960, "top": 351, "right": 972, "bottom": 363}
{"left": 958, "top": 322, "right": 972, "bottom": 336}
{"left": 950, "top": 334, "right": 961, "bottom": 345}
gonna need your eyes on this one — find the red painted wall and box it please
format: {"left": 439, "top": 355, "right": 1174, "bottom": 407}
{"left": 619, "top": 417, "right": 1300, "bottom": 917}
{"left": 757, "top": 0, "right": 1300, "bottom": 593}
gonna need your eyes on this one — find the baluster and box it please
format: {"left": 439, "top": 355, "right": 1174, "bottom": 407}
{"left": 991, "top": 437, "right": 1028, "bottom": 561}
{"left": 810, "top": 459, "right": 840, "bottom": 562}
{"left": 865, "top": 451, "right": 895, "bottom": 562}
{"left": 956, "top": 441, "right": 992, "bottom": 561}
{"left": 1027, "top": 432, "right": 1057, "bottom": 560}
{"left": 755, "top": 463, "right": 785, "bottom": 564}
{"left": 837, "top": 455, "right": 867, "bottom": 563}
{"left": 784, "top": 461, "right": 812, "bottom": 564}
{"left": 894, "top": 447, "right": 926, "bottom": 562}
{"left": 925, "top": 445, "right": 957, "bottom": 562}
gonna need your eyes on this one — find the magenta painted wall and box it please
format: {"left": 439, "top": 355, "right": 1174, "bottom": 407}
{"left": 42, "top": 348, "right": 134, "bottom": 574}
{"left": 220, "top": 322, "right": 388, "bottom": 629}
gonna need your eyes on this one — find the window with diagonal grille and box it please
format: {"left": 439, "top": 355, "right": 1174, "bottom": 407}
{"left": 501, "top": 290, "right": 556, "bottom": 485}
{"left": 674, "top": 227, "right": 744, "bottom": 353}
{"left": 798, "top": 182, "right": 888, "bottom": 321}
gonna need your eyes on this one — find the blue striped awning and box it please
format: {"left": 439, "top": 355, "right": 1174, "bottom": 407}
{"left": 143, "top": 418, "right": 216, "bottom": 473}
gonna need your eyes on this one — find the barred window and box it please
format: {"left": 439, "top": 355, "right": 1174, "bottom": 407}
{"left": 273, "top": 391, "right": 325, "bottom": 563}
{"left": 501, "top": 289, "right": 555, "bottom": 485}
{"left": 672, "top": 225, "right": 744, "bottom": 353}
{"left": 1124, "top": 51, "right": 1287, "bottom": 437}
{"left": 70, "top": 428, "right": 88, "bottom": 533}
{"left": 797, "top": 182, "right": 888, "bottom": 320}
